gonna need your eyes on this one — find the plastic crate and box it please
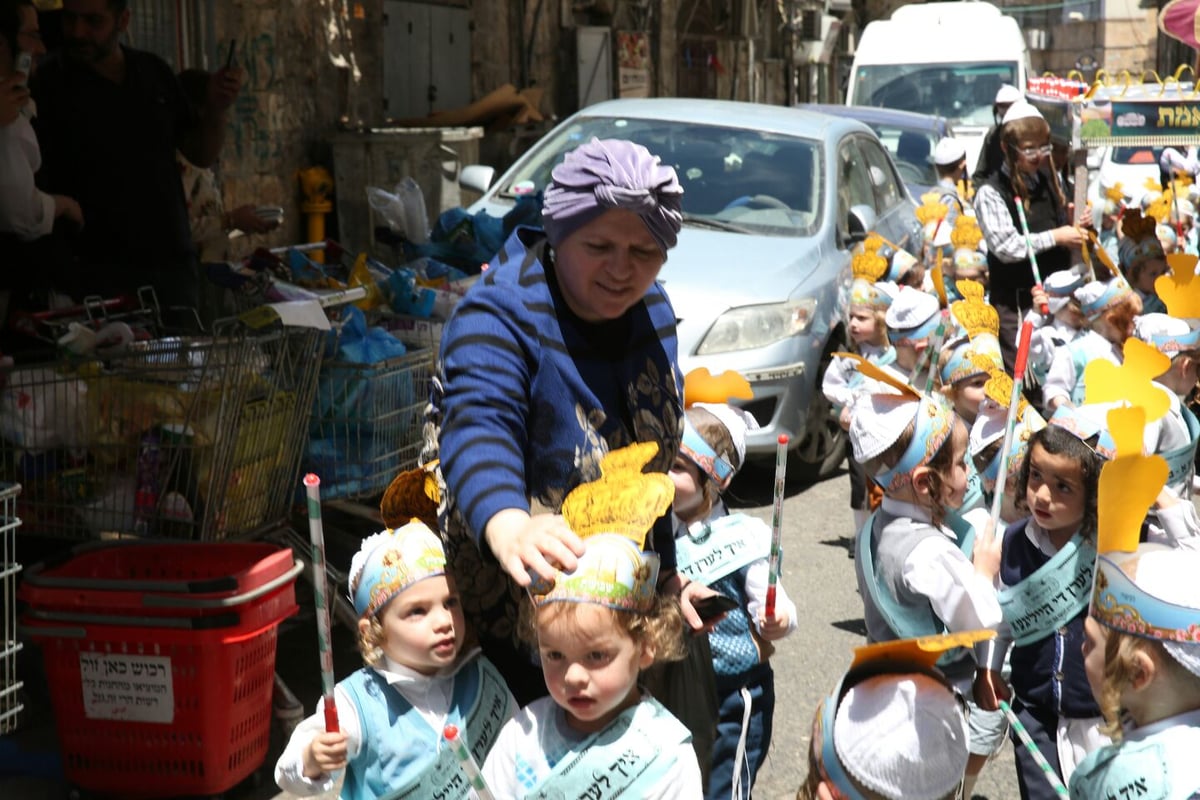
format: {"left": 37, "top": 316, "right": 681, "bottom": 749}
{"left": 19, "top": 540, "right": 298, "bottom": 613}
{"left": 22, "top": 601, "right": 297, "bottom": 798}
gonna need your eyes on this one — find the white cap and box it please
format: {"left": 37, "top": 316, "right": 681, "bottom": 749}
{"left": 850, "top": 393, "right": 921, "bottom": 464}
{"left": 692, "top": 402, "right": 760, "bottom": 469}
{"left": 969, "top": 398, "right": 1006, "bottom": 457}
{"left": 1126, "top": 548, "right": 1200, "bottom": 678}
{"left": 995, "top": 84, "right": 1023, "bottom": 105}
{"left": 834, "top": 673, "right": 971, "bottom": 800}
{"left": 1002, "top": 102, "right": 1044, "bottom": 126}
{"left": 932, "top": 137, "right": 966, "bottom": 167}
{"left": 1044, "top": 269, "right": 1086, "bottom": 315}
{"left": 885, "top": 288, "right": 940, "bottom": 333}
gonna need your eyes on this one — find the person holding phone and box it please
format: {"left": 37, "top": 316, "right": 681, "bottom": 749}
{"left": 1, "top": 0, "right": 83, "bottom": 347}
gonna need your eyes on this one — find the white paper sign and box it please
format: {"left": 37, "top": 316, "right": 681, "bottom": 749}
{"left": 79, "top": 652, "right": 174, "bottom": 723}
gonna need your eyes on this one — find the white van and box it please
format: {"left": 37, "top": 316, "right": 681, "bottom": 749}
{"left": 845, "top": 1, "right": 1030, "bottom": 172}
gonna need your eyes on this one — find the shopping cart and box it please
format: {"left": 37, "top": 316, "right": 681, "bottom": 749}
{"left": 0, "top": 482, "right": 21, "bottom": 735}
{"left": 0, "top": 315, "right": 323, "bottom": 542}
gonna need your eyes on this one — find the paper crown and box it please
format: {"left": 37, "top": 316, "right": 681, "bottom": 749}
{"left": 1048, "top": 404, "right": 1120, "bottom": 460}
{"left": 972, "top": 395, "right": 1046, "bottom": 490}
{"left": 852, "top": 247, "right": 890, "bottom": 285}
{"left": 1083, "top": 338, "right": 1172, "bottom": 423}
{"left": 1135, "top": 312, "right": 1200, "bottom": 358}
{"left": 1154, "top": 252, "right": 1200, "bottom": 318}
{"left": 815, "top": 631, "right": 992, "bottom": 800}
{"left": 1103, "top": 181, "right": 1125, "bottom": 204}
{"left": 915, "top": 194, "right": 950, "bottom": 231}
{"left": 890, "top": 250, "right": 919, "bottom": 282}
{"left": 351, "top": 522, "right": 448, "bottom": 618}
{"left": 1077, "top": 276, "right": 1133, "bottom": 319}
{"left": 949, "top": 214, "right": 984, "bottom": 252}
{"left": 940, "top": 335, "right": 1003, "bottom": 386}
{"left": 680, "top": 368, "right": 757, "bottom": 490}
{"left": 533, "top": 442, "right": 674, "bottom": 611}
{"left": 872, "top": 396, "right": 956, "bottom": 492}
{"left": 950, "top": 280, "right": 998, "bottom": 340}
{"left": 683, "top": 367, "right": 753, "bottom": 408}
{"left": 851, "top": 278, "right": 898, "bottom": 310}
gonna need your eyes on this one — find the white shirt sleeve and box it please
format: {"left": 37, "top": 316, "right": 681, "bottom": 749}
{"left": 743, "top": 558, "right": 798, "bottom": 637}
{"left": 903, "top": 535, "right": 1002, "bottom": 634}
{"left": 974, "top": 183, "right": 1058, "bottom": 263}
{"left": 1148, "top": 500, "right": 1200, "bottom": 551}
{"left": 1041, "top": 343, "right": 1077, "bottom": 407}
{"left": 648, "top": 741, "right": 705, "bottom": 799}
{"left": 481, "top": 713, "right": 528, "bottom": 800}
{"left": 0, "top": 115, "right": 56, "bottom": 241}
{"left": 821, "top": 355, "right": 856, "bottom": 410}
{"left": 274, "top": 686, "right": 362, "bottom": 796}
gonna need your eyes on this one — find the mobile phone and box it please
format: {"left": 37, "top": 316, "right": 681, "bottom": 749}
{"left": 224, "top": 38, "right": 237, "bottom": 70}
{"left": 14, "top": 51, "right": 32, "bottom": 88}
{"left": 693, "top": 593, "right": 739, "bottom": 622}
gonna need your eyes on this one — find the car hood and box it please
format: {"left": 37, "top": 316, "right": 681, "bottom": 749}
{"left": 657, "top": 228, "right": 826, "bottom": 335}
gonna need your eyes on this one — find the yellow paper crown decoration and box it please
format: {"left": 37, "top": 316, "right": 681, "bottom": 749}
{"left": 1096, "top": 406, "right": 1168, "bottom": 555}
{"left": 1154, "top": 252, "right": 1200, "bottom": 319}
{"left": 1104, "top": 182, "right": 1125, "bottom": 204}
{"left": 915, "top": 194, "right": 950, "bottom": 228}
{"left": 1143, "top": 175, "right": 1163, "bottom": 194}
{"left": 949, "top": 214, "right": 984, "bottom": 251}
{"left": 380, "top": 460, "right": 441, "bottom": 530}
{"left": 852, "top": 248, "right": 890, "bottom": 284}
{"left": 950, "top": 280, "right": 999, "bottom": 340}
{"left": 535, "top": 442, "right": 673, "bottom": 611}
{"left": 853, "top": 232, "right": 886, "bottom": 259}
{"left": 849, "top": 630, "right": 996, "bottom": 670}
{"left": 559, "top": 442, "right": 674, "bottom": 546}
{"left": 983, "top": 369, "right": 1031, "bottom": 420}
{"left": 683, "top": 368, "right": 753, "bottom": 408}
{"left": 1083, "top": 338, "right": 1172, "bottom": 423}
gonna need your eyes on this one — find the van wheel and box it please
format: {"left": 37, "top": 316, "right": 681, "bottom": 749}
{"left": 788, "top": 339, "right": 848, "bottom": 483}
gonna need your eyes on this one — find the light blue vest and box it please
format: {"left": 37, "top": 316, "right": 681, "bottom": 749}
{"left": 340, "top": 657, "right": 513, "bottom": 800}
{"left": 1069, "top": 335, "right": 1117, "bottom": 405}
{"left": 1162, "top": 405, "right": 1200, "bottom": 495}
{"left": 1069, "top": 723, "right": 1200, "bottom": 800}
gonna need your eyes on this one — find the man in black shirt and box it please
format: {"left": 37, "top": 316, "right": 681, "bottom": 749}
{"left": 32, "top": 0, "right": 241, "bottom": 310}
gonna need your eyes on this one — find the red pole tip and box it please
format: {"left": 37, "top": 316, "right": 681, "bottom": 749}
{"left": 303, "top": 473, "right": 320, "bottom": 486}
{"left": 1013, "top": 195, "right": 1022, "bottom": 203}
{"left": 443, "top": 724, "right": 460, "bottom": 741}
{"left": 777, "top": 434, "right": 789, "bottom": 445}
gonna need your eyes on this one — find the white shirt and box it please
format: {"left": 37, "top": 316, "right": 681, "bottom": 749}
{"left": 274, "top": 649, "right": 512, "bottom": 797}
{"left": 0, "top": 102, "right": 56, "bottom": 241}
{"left": 1041, "top": 330, "right": 1121, "bottom": 408}
{"left": 481, "top": 695, "right": 704, "bottom": 800}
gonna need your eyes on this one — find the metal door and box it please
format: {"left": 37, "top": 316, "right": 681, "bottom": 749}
{"left": 577, "top": 26, "right": 612, "bottom": 109}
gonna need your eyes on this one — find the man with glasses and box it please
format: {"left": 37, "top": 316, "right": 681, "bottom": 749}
{"left": 30, "top": 0, "right": 242, "bottom": 312}
{"left": 974, "top": 102, "right": 1089, "bottom": 374}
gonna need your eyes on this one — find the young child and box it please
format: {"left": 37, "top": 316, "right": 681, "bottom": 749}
{"left": 941, "top": 280, "right": 1004, "bottom": 426}
{"left": 1120, "top": 210, "right": 1169, "bottom": 315}
{"left": 824, "top": 264, "right": 901, "bottom": 531}
{"left": 1023, "top": 269, "right": 1088, "bottom": 394}
{"left": 481, "top": 443, "right": 702, "bottom": 799}
{"left": 969, "top": 383, "right": 1047, "bottom": 527}
{"left": 1042, "top": 275, "right": 1141, "bottom": 412}
{"left": 1134, "top": 313, "right": 1200, "bottom": 500}
{"left": 797, "top": 634, "right": 978, "bottom": 800}
{"left": 671, "top": 403, "right": 797, "bottom": 800}
{"left": 885, "top": 287, "right": 942, "bottom": 386}
{"left": 274, "top": 522, "right": 516, "bottom": 799}
{"left": 1072, "top": 544, "right": 1200, "bottom": 799}
{"left": 849, "top": 388, "right": 1004, "bottom": 796}
{"left": 972, "top": 416, "right": 1111, "bottom": 798}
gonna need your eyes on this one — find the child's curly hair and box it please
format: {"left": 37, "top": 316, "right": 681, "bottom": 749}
{"left": 1096, "top": 291, "right": 1143, "bottom": 343}
{"left": 357, "top": 613, "right": 389, "bottom": 669}
{"left": 518, "top": 594, "right": 688, "bottom": 665}
{"left": 1096, "top": 626, "right": 1200, "bottom": 741}
{"left": 862, "top": 412, "right": 965, "bottom": 528}
{"left": 1015, "top": 425, "right": 1102, "bottom": 537}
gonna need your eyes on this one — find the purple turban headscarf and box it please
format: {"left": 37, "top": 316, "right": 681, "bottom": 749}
{"left": 541, "top": 138, "right": 684, "bottom": 255}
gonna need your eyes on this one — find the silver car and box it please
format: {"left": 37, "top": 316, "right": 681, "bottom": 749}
{"left": 462, "top": 98, "right": 922, "bottom": 480}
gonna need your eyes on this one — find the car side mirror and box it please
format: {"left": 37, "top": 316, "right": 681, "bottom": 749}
{"left": 843, "top": 204, "right": 877, "bottom": 247}
{"left": 459, "top": 164, "right": 496, "bottom": 194}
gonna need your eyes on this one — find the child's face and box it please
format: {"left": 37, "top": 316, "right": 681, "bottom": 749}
{"left": 848, "top": 307, "right": 877, "bottom": 345}
{"left": 940, "top": 421, "right": 970, "bottom": 508}
{"left": 669, "top": 454, "right": 706, "bottom": 522}
{"left": 892, "top": 339, "right": 925, "bottom": 370}
{"left": 536, "top": 604, "right": 654, "bottom": 734}
{"left": 371, "top": 574, "right": 464, "bottom": 676}
{"left": 947, "top": 374, "right": 988, "bottom": 425}
{"left": 1081, "top": 615, "right": 1110, "bottom": 708}
{"left": 1133, "top": 258, "right": 1168, "bottom": 293}
{"left": 1025, "top": 442, "right": 1086, "bottom": 539}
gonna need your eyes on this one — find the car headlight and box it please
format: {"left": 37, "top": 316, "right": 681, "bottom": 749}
{"left": 696, "top": 298, "right": 819, "bottom": 355}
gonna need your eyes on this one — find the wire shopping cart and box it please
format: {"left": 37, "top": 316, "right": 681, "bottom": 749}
{"left": 1, "top": 482, "right": 21, "bottom": 734}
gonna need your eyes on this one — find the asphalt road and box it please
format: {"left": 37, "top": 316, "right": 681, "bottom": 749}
{"left": 726, "top": 461, "right": 1019, "bottom": 800}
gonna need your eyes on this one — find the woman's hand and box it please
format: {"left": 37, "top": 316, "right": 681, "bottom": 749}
{"left": 1051, "top": 225, "right": 1084, "bottom": 248}
{"left": 484, "top": 508, "right": 585, "bottom": 587}
{"left": 303, "top": 730, "right": 348, "bottom": 777}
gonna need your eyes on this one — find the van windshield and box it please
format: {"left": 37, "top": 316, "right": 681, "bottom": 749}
{"left": 850, "top": 62, "right": 1019, "bottom": 126}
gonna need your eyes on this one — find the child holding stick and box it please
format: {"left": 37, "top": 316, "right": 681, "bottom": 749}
{"left": 671, "top": 402, "right": 796, "bottom": 800}
{"left": 481, "top": 443, "right": 702, "bottom": 799}
{"left": 275, "top": 522, "right": 515, "bottom": 798}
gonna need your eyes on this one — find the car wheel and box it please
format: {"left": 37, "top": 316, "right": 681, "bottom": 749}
{"left": 787, "top": 341, "right": 848, "bottom": 483}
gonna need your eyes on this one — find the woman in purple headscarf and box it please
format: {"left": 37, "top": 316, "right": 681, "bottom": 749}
{"left": 422, "top": 138, "right": 716, "bottom": 734}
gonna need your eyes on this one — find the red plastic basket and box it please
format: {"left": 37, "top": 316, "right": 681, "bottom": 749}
{"left": 22, "top": 601, "right": 297, "bottom": 798}
{"left": 19, "top": 541, "right": 298, "bottom": 616}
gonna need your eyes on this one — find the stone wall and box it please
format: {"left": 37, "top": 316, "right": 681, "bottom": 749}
{"left": 1032, "top": 15, "right": 1157, "bottom": 77}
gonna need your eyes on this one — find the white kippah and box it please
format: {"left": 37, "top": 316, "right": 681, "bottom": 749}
{"left": 885, "top": 288, "right": 940, "bottom": 333}
{"left": 1135, "top": 313, "right": 1194, "bottom": 356}
{"left": 995, "top": 84, "right": 1022, "bottom": 105}
{"left": 693, "top": 402, "right": 760, "bottom": 468}
{"left": 1128, "top": 549, "right": 1200, "bottom": 678}
{"left": 850, "top": 393, "right": 921, "bottom": 464}
{"left": 969, "top": 398, "right": 1006, "bottom": 457}
{"left": 834, "top": 673, "right": 970, "bottom": 800}
{"left": 1074, "top": 279, "right": 1107, "bottom": 309}
{"left": 1002, "top": 101, "right": 1044, "bottom": 126}
{"left": 1044, "top": 269, "right": 1086, "bottom": 315}
{"left": 932, "top": 137, "right": 966, "bottom": 167}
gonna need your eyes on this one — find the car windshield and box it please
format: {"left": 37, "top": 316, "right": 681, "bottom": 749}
{"left": 497, "top": 116, "right": 823, "bottom": 237}
{"left": 850, "top": 62, "right": 1018, "bottom": 126}
{"left": 1110, "top": 146, "right": 1162, "bottom": 166}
